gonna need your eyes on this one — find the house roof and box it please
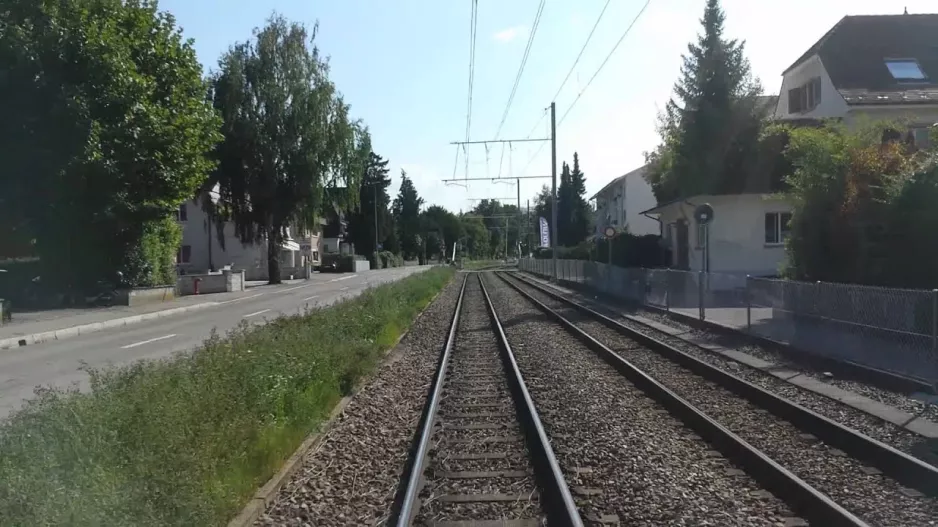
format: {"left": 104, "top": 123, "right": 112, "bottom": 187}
{"left": 783, "top": 13, "right": 938, "bottom": 105}
{"left": 589, "top": 164, "right": 648, "bottom": 201}
{"left": 638, "top": 193, "right": 775, "bottom": 216}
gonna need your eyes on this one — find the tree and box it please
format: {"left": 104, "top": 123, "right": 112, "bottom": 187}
{"left": 392, "top": 171, "right": 424, "bottom": 259}
{"left": 559, "top": 153, "right": 592, "bottom": 245}
{"left": 644, "top": 0, "right": 763, "bottom": 202}
{"left": 421, "top": 206, "right": 463, "bottom": 260}
{"left": 211, "top": 15, "right": 369, "bottom": 283}
{"left": 0, "top": 0, "right": 221, "bottom": 291}
{"left": 347, "top": 152, "right": 394, "bottom": 256}
{"left": 459, "top": 215, "right": 490, "bottom": 259}
{"left": 779, "top": 120, "right": 936, "bottom": 287}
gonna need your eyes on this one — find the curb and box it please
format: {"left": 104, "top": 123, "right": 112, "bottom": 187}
{"left": 0, "top": 301, "right": 220, "bottom": 350}
{"left": 226, "top": 278, "right": 453, "bottom": 527}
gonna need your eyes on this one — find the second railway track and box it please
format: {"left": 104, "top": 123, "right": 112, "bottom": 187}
{"left": 497, "top": 270, "right": 938, "bottom": 526}
{"left": 392, "top": 273, "right": 581, "bottom": 526}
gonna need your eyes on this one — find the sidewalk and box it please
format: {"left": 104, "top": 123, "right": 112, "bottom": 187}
{"left": 0, "top": 287, "right": 268, "bottom": 349}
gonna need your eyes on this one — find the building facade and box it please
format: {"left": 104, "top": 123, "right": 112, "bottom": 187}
{"left": 591, "top": 165, "right": 659, "bottom": 236}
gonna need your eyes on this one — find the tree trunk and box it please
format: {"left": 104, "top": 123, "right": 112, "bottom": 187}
{"left": 267, "top": 235, "right": 282, "bottom": 285}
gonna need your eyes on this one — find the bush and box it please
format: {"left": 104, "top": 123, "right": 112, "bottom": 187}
{"left": 533, "top": 233, "right": 668, "bottom": 268}
{"left": 0, "top": 267, "right": 455, "bottom": 526}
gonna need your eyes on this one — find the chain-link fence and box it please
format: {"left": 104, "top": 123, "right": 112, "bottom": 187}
{"left": 517, "top": 258, "right": 938, "bottom": 382}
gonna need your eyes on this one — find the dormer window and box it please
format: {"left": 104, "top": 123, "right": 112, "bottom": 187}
{"left": 885, "top": 59, "right": 926, "bottom": 81}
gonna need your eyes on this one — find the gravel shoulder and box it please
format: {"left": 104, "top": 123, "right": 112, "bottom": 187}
{"left": 483, "top": 273, "right": 801, "bottom": 526}
{"left": 506, "top": 274, "right": 938, "bottom": 527}
{"left": 255, "top": 276, "right": 463, "bottom": 526}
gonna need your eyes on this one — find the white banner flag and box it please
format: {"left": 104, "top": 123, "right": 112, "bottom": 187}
{"left": 539, "top": 217, "right": 550, "bottom": 248}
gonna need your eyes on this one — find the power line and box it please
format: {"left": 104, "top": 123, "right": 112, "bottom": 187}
{"left": 464, "top": 0, "right": 479, "bottom": 180}
{"left": 519, "top": 0, "right": 651, "bottom": 175}
{"left": 550, "top": 0, "right": 612, "bottom": 103}
{"left": 465, "top": 0, "right": 478, "bottom": 144}
{"left": 494, "top": 0, "right": 546, "bottom": 140}
{"left": 558, "top": 0, "right": 651, "bottom": 126}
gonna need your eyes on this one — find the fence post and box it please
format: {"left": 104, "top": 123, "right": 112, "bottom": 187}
{"left": 746, "top": 275, "right": 752, "bottom": 333}
{"left": 698, "top": 270, "right": 705, "bottom": 321}
{"left": 932, "top": 289, "right": 937, "bottom": 355}
{"left": 664, "top": 273, "right": 670, "bottom": 312}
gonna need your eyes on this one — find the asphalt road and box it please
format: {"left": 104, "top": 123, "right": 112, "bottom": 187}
{"left": 0, "top": 266, "right": 433, "bottom": 419}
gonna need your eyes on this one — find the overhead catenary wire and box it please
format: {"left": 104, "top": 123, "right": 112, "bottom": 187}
{"left": 558, "top": 0, "right": 651, "bottom": 127}
{"left": 463, "top": 0, "right": 479, "bottom": 182}
{"left": 550, "top": 0, "right": 612, "bottom": 104}
{"left": 520, "top": 0, "right": 652, "bottom": 175}
{"left": 493, "top": 0, "right": 546, "bottom": 140}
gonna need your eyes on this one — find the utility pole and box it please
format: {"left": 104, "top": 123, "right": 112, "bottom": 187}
{"left": 550, "top": 102, "right": 558, "bottom": 281}
{"left": 443, "top": 104, "right": 557, "bottom": 265}
{"left": 373, "top": 184, "right": 379, "bottom": 256}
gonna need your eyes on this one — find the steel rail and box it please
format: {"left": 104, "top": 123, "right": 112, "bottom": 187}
{"left": 394, "top": 274, "right": 468, "bottom": 526}
{"left": 495, "top": 271, "right": 869, "bottom": 527}
{"left": 478, "top": 273, "right": 583, "bottom": 526}
{"left": 393, "top": 273, "right": 583, "bottom": 526}
{"left": 502, "top": 270, "right": 938, "bottom": 497}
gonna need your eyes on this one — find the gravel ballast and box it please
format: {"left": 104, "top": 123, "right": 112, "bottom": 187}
{"left": 516, "top": 274, "right": 937, "bottom": 458}
{"left": 505, "top": 275, "right": 938, "bottom": 526}
{"left": 483, "top": 273, "right": 801, "bottom": 526}
{"left": 415, "top": 276, "right": 544, "bottom": 524}
{"left": 255, "top": 277, "right": 463, "bottom": 526}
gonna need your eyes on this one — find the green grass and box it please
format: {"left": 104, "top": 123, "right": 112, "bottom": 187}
{"left": 0, "top": 267, "right": 454, "bottom": 526}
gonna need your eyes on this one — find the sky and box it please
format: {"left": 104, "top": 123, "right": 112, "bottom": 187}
{"left": 159, "top": 0, "right": 935, "bottom": 214}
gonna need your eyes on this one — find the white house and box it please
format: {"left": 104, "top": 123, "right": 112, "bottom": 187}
{"left": 775, "top": 12, "right": 938, "bottom": 147}
{"left": 175, "top": 192, "right": 322, "bottom": 281}
{"left": 641, "top": 194, "right": 791, "bottom": 277}
{"left": 591, "top": 165, "right": 659, "bottom": 236}
{"left": 645, "top": 12, "right": 938, "bottom": 279}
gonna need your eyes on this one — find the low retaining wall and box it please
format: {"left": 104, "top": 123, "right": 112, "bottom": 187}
{"left": 116, "top": 286, "right": 176, "bottom": 307}
{"left": 352, "top": 260, "right": 371, "bottom": 273}
{"left": 177, "top": 270, "right": 246, "bottom": 295}
{"left": 245, "top": 266, "right": 310, "bottom": 282}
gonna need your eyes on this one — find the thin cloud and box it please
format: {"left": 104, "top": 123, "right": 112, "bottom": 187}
{"left": 493, "top": 25, "right": 527, "bottom": 43}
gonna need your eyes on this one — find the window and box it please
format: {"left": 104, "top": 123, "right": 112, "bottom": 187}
{"left": 885, "top": 59, "right": 926, "bottom": 81}
{"left": 696, "top": 221, "right": 708, "bottom": 249}
{"left": 312, "top": 250, "right": 319, "bottom": 261}
{"left": 176, "top": 204, "right": 188, "bottom": 222}
{"left": 764, "top": 212, "right": 792, "bottom": 245}
{"left": 787, "top": 77, "right": 821, "bottom": 114}
{"left": 176, "top": 245, "right": 192, "bottom": 264}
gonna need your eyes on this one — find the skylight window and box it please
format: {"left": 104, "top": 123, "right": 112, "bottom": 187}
{"left": 885, "top": 59, "right": 927, "bottom": 81}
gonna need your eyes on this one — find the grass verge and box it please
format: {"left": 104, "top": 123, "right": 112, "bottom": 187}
{"left": 0, "top": 266, "right": 455, "bottom": 526}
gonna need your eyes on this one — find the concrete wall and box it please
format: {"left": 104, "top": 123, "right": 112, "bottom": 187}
{"left": 177, "top": 269, "right": 245, "bottom": 295}
{"left": 116, "top": 286, "right": 176, "bottom": 307}
{"left": 623, "top": 168, "right": 659, "bottom": 235}
{"left": 774, "top": 55, "right": 848, "bottom": 120}
{"left": 352, "top": 260, "right": 371, "bottom": 273}
{"left": 658, "top": 194, "right": 792, "bottom": 277}
{"left": 245, "top": 265, "right": 310, "bottom": 282}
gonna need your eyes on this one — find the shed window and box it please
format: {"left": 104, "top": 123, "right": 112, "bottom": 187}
{"left": 765, "top": 212, "right": 792, "bottom": 245}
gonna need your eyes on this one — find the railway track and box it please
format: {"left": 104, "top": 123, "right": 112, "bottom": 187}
{"left": 391, "top": 273, "right": 582, "bottom": 526}
{"left": 495, "top": 271, "right": 938, "bottom": 526}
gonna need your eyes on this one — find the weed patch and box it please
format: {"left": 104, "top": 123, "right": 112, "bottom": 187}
{"left": 0, "top": 267, "right": 454, "bottom": 526}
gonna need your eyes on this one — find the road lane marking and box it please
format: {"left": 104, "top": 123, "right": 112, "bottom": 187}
{"left": 121, "top": 334, "right": 177, "bottom": 349}
{"left": 217, "top": 293, "right": 265, "bottom": 305}
{"left": 243, "top": 309, "right": 271, "bottom": 318}
{"left": 328, "top": 275, "right": 357, "bottom": 283}
{"left": 278, "top": 283, "right": 314, "bottom": 293}
{"left": 340, "top": 287, "right": 349, "bottom": 291}
{"left": 303, "top": 295, "right": 319, "bottom": 302}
